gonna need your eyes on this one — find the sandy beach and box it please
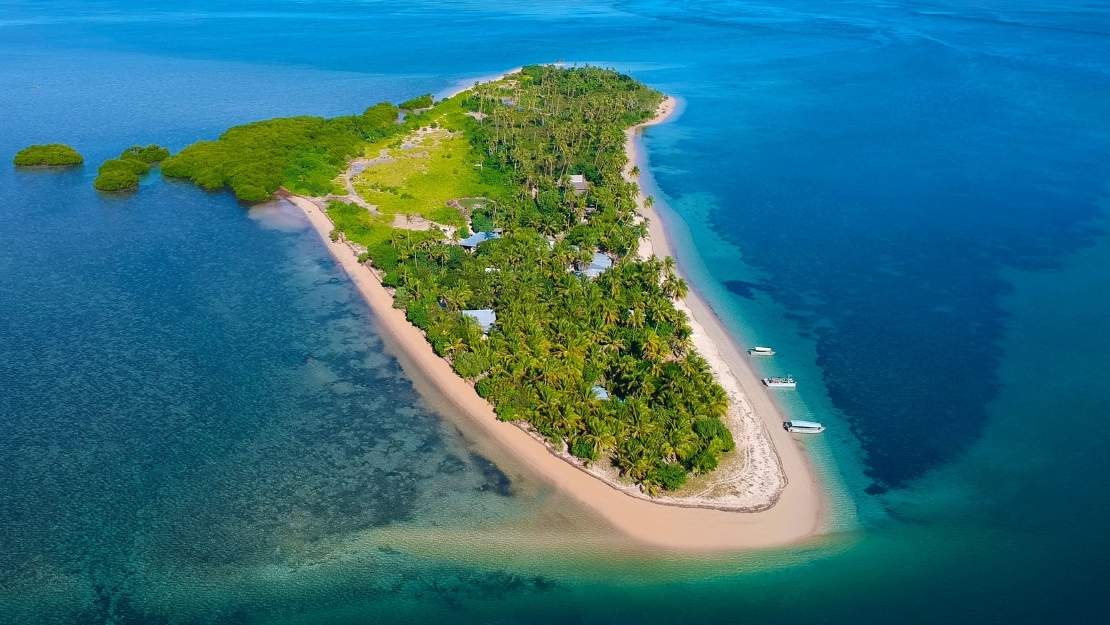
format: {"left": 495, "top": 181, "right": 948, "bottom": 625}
{"left": 437, "top": 66, "right": 523, "bottom": 100}
{"left": 282, "top": 90, "right": 823, "bottom": 551}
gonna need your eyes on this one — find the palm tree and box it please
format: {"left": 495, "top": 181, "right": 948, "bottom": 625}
{"left": 629, "top": 454, "right": 654, "bottom": 483}
{"left": 627, "top": 307, "right": 645, "bottom": 329}
{"left": 639, "top": 330, "right": 667, "bottom": 362}
{"left": 661, "top": 255, "right": 676, "bottom": 275}
{"left": 442, "top": 285, "right": 472, "bottom": 310}
{"left": 665, "top": 419, "right": 699, "bottom": 463}
{"left": 626, "top": 398, "right": 657, "bottom": 435}
{"left": 679, "top": 354, "right": 712, "bottom": 380}
{"left": 592, "top": 418, "right": 619, "bottom": 457}
{"left": 662, "top": 275, "right": 688, "bottom": 300}
{"left": 429, "top": 244, "right": 450, "bottom": 266}
{"left": 445, "top": 337, "right": 466, "bottom": 357}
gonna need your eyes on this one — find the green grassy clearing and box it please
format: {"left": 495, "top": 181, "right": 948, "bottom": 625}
{"left": 352, "top": 127, "right": 482, "bottom": 227}
{"left": 350, "top": 96, "right": 506, "bottom": 228}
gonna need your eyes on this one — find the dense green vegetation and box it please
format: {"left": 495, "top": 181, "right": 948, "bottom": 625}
{"left": 122, "top": 144, "right": 170, "bottom": 164}
{"left": 13, "top": 143, "right": 83, "bottom": 167}
{"left": 399, "top": 93, "right": 434, "bottom": 110}
{"left": 335, "top": 66, "right": 733, "bottom": 494}
{"left": 161, "top": 103, "right": 401, "bottom": 201}
{"left": 94, "top": 144, "right": 170, "bottom": 192}
{"left": 168, "top": 65, "right": 733, "bottom": 494}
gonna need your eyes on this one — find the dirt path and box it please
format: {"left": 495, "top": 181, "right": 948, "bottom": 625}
{"left": 324, "top": 155, "right": 390, "bottom": 213}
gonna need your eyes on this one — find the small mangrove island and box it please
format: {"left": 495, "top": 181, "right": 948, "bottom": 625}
{"left": 162, "top": 66, "right": 751, "bottom": 497}
{"left": 13, "top": 143, "right": 83, "bottom": 167}
{"left": 94, "top": 144, "right": 170, "bottom": 192}
{"left": 399, "top": 93, "right": 435, "bottom": 111}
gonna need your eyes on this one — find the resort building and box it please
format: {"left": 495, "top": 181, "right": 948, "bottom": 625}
{"left": 458, "top": 231, "right": 501, "bottom": 250}
{"left": 567, "top": 174, "right": 590, "bottom": 195}
{"left": 461, "top": 309, "right": 496, "bottom": 333}
{"left": 578, "top": 251, "right": 613, "bottom": 279}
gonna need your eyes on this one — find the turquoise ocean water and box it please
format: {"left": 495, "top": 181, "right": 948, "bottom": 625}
{"left": 2, "top": 1, "right": 1108, "bottom": 623}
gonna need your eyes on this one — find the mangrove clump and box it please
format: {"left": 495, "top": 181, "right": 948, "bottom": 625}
{"left": 121, "top": 144, "right": 170, "bottom": 164}
{"left": 161, "top": 103, "right": 401, "bottom": 202}
{"left": 399, "top": 94, "right": 434, "bottom": 111}
{"left": 93, "top": 144, "right": 170, "bottom": 192}
{"left": 13, "top": 144, "right": 83, "bottom": 167}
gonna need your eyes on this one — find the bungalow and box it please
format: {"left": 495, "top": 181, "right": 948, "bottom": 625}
{"left": 461, "top": 308, "right": 496, "bottom": 333}
{"left": 458, "top": 231, "right": 501, "bottom": 250}
{"left": 579, "top": 251, "right": 613, "bottom": 279}
{"left": 567, "top": 174, "right": 590, "bottom": 195}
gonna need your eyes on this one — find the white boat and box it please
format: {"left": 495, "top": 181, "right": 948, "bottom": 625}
{"left": 747, "top": 346, "right": 776, "bottom": 356}
{"left": 784, "top": 420, "right": 825, "bottom": 434}
{"left": 762, "top": 376, "right": 796, "bottom": 389}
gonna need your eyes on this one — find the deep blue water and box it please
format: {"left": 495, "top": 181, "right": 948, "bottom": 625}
{"left": 2, "top": 1, "right": 1109, "bottom": 623}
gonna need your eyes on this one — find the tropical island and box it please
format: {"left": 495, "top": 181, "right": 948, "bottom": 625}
{"left": 93, "top": 144, "right": 170, "bottom": 192}
{"left": 13, "top": 143, "right": 83, "bottom": 167}
{"left": 160, "top": 65, "right": 821, "bottom": 548}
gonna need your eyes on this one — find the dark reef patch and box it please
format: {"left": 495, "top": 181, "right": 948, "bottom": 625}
{"left": 722, "top": 278, "right": 764, "bottom": 299}
{"left": 469, "top": 452, "right": 513, "bottom": 496}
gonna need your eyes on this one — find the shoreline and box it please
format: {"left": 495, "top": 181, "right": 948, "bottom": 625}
{"left": 281, "top": 91, "right": 823, "bottom": 550}
{"left": 624, "top": 96, "right": 825, "bottom": 525}
{"left": 437, "top": 66, "right": 523, "bottom": 100}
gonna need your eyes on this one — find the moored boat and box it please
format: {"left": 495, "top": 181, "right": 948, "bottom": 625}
{"left": 747, "top": 346, "right": 776, "bottom": 356}
{"left": 783, "top": 420, "right": 825, "bottom": 434}
{"left": 762, "top": 376, "right": 796, "bottom": 389}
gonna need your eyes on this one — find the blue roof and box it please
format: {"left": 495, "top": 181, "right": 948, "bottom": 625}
{"left": 458, "top": 231, "right": 500, "bottom": 249}
{"left": 581, "top": 252, "right": 613, "bottom": 278}
{"left": 461, "top": 309, "right": 496, "bottom": 332}
{"left": 590, "top": 385, "right": 610, "bottom": 400}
